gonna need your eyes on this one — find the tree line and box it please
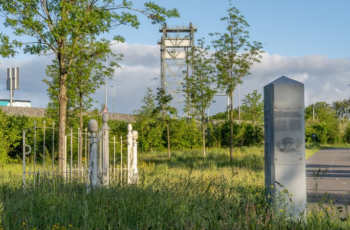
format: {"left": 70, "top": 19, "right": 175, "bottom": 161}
{"left": 2, "top": 93, "right": 350, "bottom": 164}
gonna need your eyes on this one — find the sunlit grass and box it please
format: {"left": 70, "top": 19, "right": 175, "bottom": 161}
{"left": 1, "top": 146, "right": 349, "bottom": 229}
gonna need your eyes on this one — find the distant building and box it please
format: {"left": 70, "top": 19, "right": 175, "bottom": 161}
{"left": 0, "top": 99, "right": 31, "bottom": 107}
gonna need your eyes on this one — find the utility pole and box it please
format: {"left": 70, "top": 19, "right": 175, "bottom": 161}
{"left": 238, "top": 84, "right": 240, "bottom": 122}
{"left": 111, "top": 85, "right": 115, "bottom": 113}
{"left": 105, "top": 76, "right": 107, "bottom": 111}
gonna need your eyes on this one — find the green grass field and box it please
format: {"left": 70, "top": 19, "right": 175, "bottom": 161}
{"left": 0, "top": 146, "right": 348, "bottom": 229}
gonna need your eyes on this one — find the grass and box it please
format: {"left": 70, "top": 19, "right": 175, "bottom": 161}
{"left": 0, "top": 146, "right": 348, "bottom": 229}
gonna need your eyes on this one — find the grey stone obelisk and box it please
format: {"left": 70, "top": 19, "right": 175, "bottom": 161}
{"left": 264, "top": 76, "right": 306, "bottom": 218}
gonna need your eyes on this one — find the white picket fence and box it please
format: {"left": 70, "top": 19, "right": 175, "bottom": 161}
{"left": 22, "top": 112, "right": 138, "bottom": 188}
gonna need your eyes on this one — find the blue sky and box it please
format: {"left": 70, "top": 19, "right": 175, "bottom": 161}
{"left": 1, "top": 1, "right": 350, "bottom": 114}
{"left": 119, "top": 0, "right": 350, "bottom": 58}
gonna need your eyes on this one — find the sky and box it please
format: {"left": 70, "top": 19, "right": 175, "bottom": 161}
{"left": 1, "top": 0, "right": 350, "bottom": 115}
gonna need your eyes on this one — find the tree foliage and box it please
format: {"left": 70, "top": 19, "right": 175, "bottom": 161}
{"left": 210, "top": 5, "right": 264, "bottom": 162}
{"left": 305, "top": 102, "right": 340, "bottom": 144}
{"left": 134, "top": 88, "right": 165, "bottom": 152}
{"left": 240, "top": 90, "right": 263, "bottom": 125}
{"left": 0, "top": 0, "right": 179, "bottom": 172}
{"left": 185, "top": 38, "right": 217, "bottom": 156}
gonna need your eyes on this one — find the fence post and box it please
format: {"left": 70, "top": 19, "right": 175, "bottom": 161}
{"left": 120, "top": 135, "right": 122, "bottom": 185}
{"left": 102, "top": 112, "right": 110, "bottom": 185}
{"left": 78, "top": 127, "right": 81, "bottom": 178}
{"left": 127, "top": 124, "right": 133, "bottom": 184}
{"left": 64, "top": 135, "right": 67, "bottom": 180}
{"left": 131, "top": 130, "right": 139, "bottom": 184}
{"left": 113, "top": 136, "right": 116, "bottom": 182}
{"left": 70, "top": 127, "right": 73, "bottom": 180}
{"left": 88, "top": 119, "right": 98, "bottom": 189}
{"left": 43, "top": 120, "right": 46, "bottom": 171}
{"left": 23, "top": 130, "right": 26, "bottom": 188}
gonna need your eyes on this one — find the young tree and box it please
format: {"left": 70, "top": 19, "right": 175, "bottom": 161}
{"left": 186, "top": 38, "right": 216, "bottom": 157}
{"left": 210, "top": 6, "right": 263, "bottom": 163}
{"left": 154, "top": 87, "right": 177, "bottom": 158}
{"left": 44, "top": 39, "right": 120, "bottom": 168}
{"left": 0, "top": 0, "right": 179, "bottom": 172}
{"left": 134, "top": 88, "right": 164, "bottom": 152}
{"left": 240, "top": 90, "right": 263, "bottom": 125}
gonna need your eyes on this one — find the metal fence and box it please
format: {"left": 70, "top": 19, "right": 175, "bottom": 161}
{"left": 22, "top": 113, "right": 137, "bottom": 187}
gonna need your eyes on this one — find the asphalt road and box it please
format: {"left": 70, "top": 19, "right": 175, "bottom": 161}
{"left": 306, "top": 148, "right": 350, "bottom": 204}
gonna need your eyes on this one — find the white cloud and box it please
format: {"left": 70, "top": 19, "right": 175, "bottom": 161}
{"left": 324, "top": 83, "right": 330, "bottom": 92}
{"left": 234, "top": 53, "right": 350, "bottom": 108}
{"left": 1, "top": 46, "right": 350, "bottom": 114}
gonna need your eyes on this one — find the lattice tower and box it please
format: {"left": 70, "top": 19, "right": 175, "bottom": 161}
{"left": 158, "top": 23, "right": 197, "bottom": 111}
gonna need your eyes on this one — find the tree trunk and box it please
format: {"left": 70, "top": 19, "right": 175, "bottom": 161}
{"left": 58, "top": 69, "right": 68, "bottom": 176}
{"left": 202, "top": 113, "right": 206, "bottom": 158}
{"left": 167, "top": 123, "right": 170, "bottom": 158}
{"left": 230, "top": 90, "right": 234, "bottom": 164}
{"left": 79, "top": 103, "right": 83, "bottom": 170}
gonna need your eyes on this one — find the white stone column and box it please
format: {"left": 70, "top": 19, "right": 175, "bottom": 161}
{"left": 127, "top": 124, "right": 133, "bottom": 184}
{"left": 130, "top": 130, "right": 139, "bottom": 184}
{"left": 88, "top": 119, "right": 98, "bottom": 189}
{"left": 101, "top": 112, "right": 110, "bottom": 185}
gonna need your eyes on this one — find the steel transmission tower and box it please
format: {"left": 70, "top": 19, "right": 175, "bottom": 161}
{"left": 158, "top": 23, "right": 197, "bottom": 110}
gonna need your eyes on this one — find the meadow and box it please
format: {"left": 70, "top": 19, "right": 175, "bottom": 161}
{"left": 0, "top": 145, "right": 349, "bottom": 229}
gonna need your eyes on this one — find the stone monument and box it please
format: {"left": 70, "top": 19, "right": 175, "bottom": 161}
{"left": 264, "top": 76, "right": 306, "bottom": 218}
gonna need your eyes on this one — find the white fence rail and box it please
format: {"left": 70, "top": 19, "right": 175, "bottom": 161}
{"left": 22, "top": 112, "right": 138, "bottom": 188}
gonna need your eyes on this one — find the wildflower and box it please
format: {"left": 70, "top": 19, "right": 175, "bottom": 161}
{"left": 22, "top": 222, "right": 25, "bottom": 226}
{"left": 330, "top": 200, "right": 333, "bottom": 204}
{"left": 326, "top": 207, "right": 330, "bottom": 211}
{"left": 280, "top": 209, "right": 284, "bottom": 212}
{"left": 270, "top": 185, "right": 274, "bottom": 188}
{"left": 69, "top": 223, "right": 73, "bottom": 227}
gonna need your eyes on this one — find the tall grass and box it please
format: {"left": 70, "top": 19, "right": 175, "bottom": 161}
{"left": 0, "top": 147, "right": 348, "bottom": 229}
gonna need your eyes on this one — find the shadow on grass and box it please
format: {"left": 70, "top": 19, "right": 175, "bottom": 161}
{"left": 141, "top": 149, "right": 264, "bottom": 171}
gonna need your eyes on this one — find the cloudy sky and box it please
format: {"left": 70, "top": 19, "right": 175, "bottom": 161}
{"left": 1, "top": 0, "right": 350, "bottom": 115}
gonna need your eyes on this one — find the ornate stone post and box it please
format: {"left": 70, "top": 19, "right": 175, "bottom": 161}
{"left": 88, "top": 119, "right": 98, "bottom": 189}
{"left": 127, "top": 124, "right": 133, "bottom": 184}
{"left": 101, "top": 112, "right": 110, "bottom": 185}
{"left": 130, "top": 130, "right": 139, "bottom": 184}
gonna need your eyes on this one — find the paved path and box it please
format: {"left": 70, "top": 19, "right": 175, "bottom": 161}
{"left": 306, "top": 148, "right": 350, "bottom": 204}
